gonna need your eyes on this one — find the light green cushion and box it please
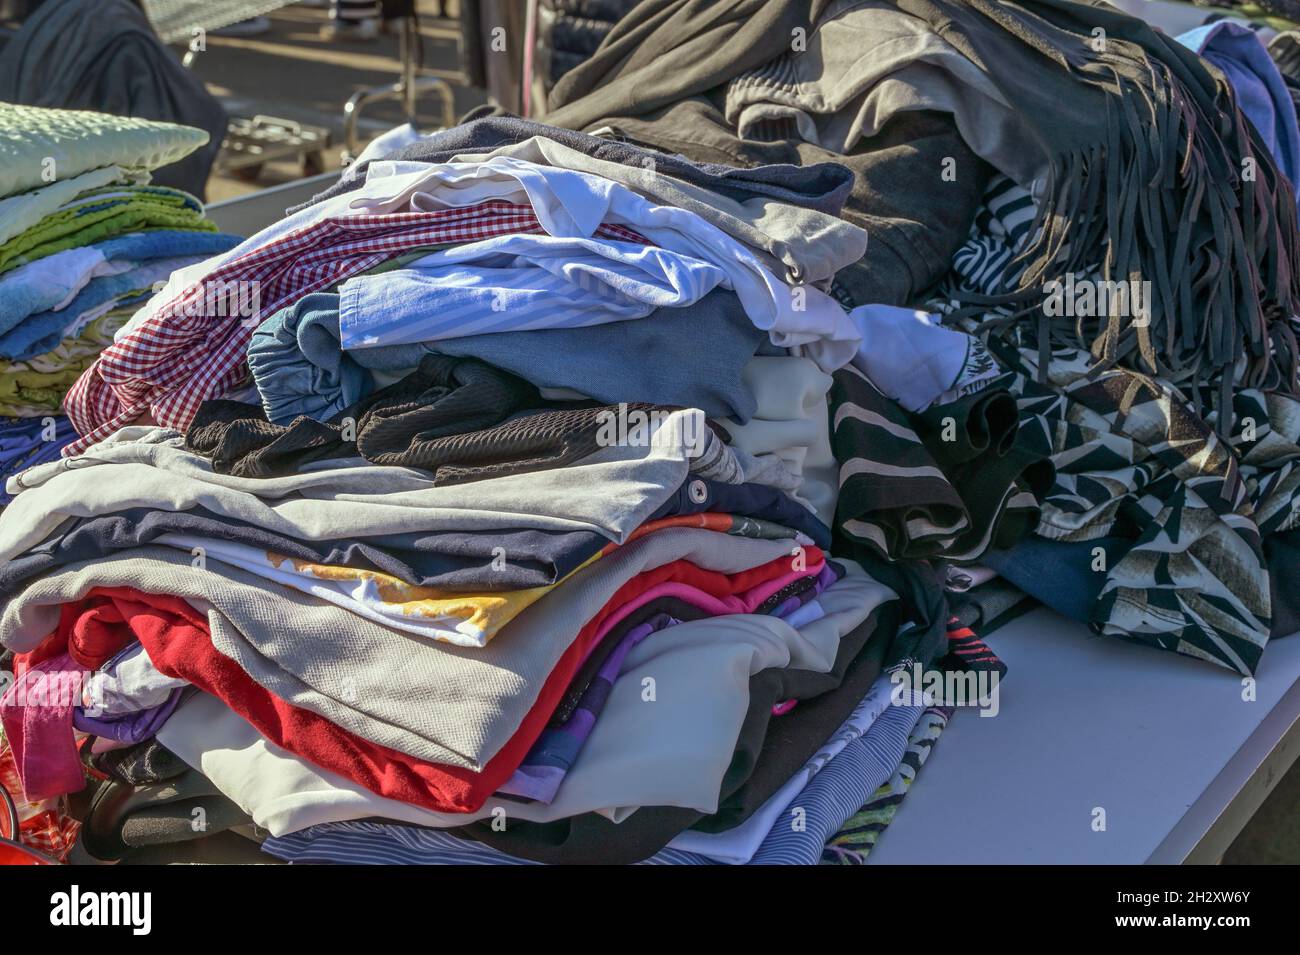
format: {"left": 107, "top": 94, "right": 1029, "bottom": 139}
{"left": 0, "top": 103, "right": 209, "bottom": 200}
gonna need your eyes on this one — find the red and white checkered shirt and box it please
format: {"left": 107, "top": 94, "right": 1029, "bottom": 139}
{"left": 63, "top": 200, "right": 647, "bottom": 455}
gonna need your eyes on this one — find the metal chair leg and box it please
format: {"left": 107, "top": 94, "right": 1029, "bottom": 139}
{"left": 342, "top": 13, "right": 456, "bottom": 161}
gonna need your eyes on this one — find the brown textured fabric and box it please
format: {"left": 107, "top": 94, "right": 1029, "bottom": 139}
{"left": 186, "top": 354, "right": 670, "bottom": 484}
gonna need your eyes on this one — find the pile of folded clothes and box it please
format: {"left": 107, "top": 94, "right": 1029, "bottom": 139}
{"left": 0, "top": 103, "right": 242, "bottom": 506}
{"left": 1, "top": 114, "right": 1015, "bottom": 863}
{"left": 3, "top": 0, "right": 1300, "bottom": 866}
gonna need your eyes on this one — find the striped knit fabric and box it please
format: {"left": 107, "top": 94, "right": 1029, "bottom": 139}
{"left": 930, "top": 173, "right": 1096, "bottom": 328}
{"left": 747, "top": 700, "right": 925, "bottom": 865}
{"left": 821, "top": 706, "right": 953, "bottom": 865}
{"left": 944, "top": 176, "right": 1039, "bottom": 297}
{"left": 829, "top": 363, "right": 1051, "bottom": 563}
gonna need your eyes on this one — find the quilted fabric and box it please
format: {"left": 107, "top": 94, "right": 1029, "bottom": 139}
{"left": 0, "top": 104, "right": 209, "bottom": 200}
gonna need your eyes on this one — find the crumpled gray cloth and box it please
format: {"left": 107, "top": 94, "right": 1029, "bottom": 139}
{"left": 724, "top": 0, "right": 1042, "bottom": 188}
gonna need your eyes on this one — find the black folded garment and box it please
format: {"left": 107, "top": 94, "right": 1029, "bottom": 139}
{"left": 830, "top": 368, "right": 1054, "bottom": 565}
{"left": 915, "top": 387, "right": 1056, "bottom": 559}
{"left": 947, "top": 578, "right": 1035, "bottom": 639}
{"left": 187, "top": 353, "right": 678, "bottom": 484}
{"left": 82, "top": 739, "right": 190, "bottom": 788}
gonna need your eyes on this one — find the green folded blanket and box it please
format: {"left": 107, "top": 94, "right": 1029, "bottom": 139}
{"left": 0, "top": 185, "right": 214, "bottom": 274}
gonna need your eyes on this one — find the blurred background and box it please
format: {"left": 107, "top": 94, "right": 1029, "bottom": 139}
{"left": 0, "top": 0, "right": 561, "bottom": 201}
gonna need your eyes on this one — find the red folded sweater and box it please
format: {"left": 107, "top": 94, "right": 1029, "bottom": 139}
{"left": 16, "top": 597, "right": 150, "bottom": 677}
{"left": 19, "top": 546, "right": 822, "bottom": 813}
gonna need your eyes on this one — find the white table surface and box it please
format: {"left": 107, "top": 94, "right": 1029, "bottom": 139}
{"left": 869, "top": 607, "right": 1300, "bottom": 864}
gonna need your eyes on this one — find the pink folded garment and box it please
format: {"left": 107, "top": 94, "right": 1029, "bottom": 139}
{"left": 0, "top": 654, "right": 87, "bottom": 801}
{"left": 577, "top": 560, "right": 826, "bottom": 668}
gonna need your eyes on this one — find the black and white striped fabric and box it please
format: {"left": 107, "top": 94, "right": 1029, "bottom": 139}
{"left": 945, "top": 175, "right": 1038, "bottom": 297}
{"left": 829, "top": 364, "right": 1051, "bottom": 565}
{"left": 821, "top": 705, "right": 952, "bottom": 865}
{"left": 930, "top": 173, "right": 1098, "bottom": 344}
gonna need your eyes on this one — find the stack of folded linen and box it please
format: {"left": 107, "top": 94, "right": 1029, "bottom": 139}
{"left": 0, "top": 104, "right": 242, "bottom": 502}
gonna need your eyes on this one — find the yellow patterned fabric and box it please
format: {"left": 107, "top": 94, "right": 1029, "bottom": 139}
{"left": 0, "top": 307, "right": 132, "bottom": 416}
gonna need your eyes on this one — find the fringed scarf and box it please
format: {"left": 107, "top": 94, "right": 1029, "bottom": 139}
{"left": 548, "top": 0, "right": 1300, "bottom": 428}
{"left": 903, "top": 0, "right": 1300, "bottom": 424}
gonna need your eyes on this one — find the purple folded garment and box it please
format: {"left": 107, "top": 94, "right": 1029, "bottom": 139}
{"left": 498, "top": 560, "right": 842, "bottom": 804}
{"left": 73, "top": 689, "right": 183, "bottom": 744}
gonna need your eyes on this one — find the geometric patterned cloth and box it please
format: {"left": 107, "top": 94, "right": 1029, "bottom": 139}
{"left": 931, "top": 176, "right": 1300, "bottom": 673}
{"left": 993, "top": 345, "right": 1300, "bottom": 674}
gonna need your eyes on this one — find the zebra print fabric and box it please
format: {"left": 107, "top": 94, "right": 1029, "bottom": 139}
{"left": 927, "top": 176, "right": 1300, "bottom": 673}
